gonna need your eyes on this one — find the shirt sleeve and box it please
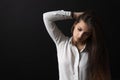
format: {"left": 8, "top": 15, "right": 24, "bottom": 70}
{"left": 43, "top": 10, "right": 72, "bottom": 45}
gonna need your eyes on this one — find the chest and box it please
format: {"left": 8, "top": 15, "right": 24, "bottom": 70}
{"left": 58, "top": 44, "right": 88, "bottom": 69}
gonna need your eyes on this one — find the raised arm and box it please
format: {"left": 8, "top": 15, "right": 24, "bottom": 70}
{"left": 43, "top": 10, "right": 72, "bottom": 45}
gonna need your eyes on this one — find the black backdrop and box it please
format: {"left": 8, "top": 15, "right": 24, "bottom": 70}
{"left": 0, "top": 0, "right": 120, "bottom": 80}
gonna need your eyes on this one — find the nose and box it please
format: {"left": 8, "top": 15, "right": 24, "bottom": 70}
{"left": 78, "top": 32, "right": 84, "bottom": 39}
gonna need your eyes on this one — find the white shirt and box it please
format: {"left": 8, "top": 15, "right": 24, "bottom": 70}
{"left": 43, "top": 10, "right": 88, "bottom": 80}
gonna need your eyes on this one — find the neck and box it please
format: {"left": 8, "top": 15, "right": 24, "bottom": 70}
{"left": 76, "top": 42, "right": 86, "bottom": 51}
{"left": 72, "top": 38, "right": 86, "bottom": 51}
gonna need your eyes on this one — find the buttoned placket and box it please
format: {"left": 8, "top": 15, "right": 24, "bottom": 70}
{"left": 72, "top": 43, "right": 86, "bottom": 80}
{"left": 72, "top": 45, "right": 82, "bottom": 80}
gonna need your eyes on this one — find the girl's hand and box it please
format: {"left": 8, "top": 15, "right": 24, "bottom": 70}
{"left": 73, "top": 12, "right": 84, "bottom": 19}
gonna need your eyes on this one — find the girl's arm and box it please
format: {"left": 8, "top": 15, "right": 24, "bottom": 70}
{"left": 43, "top": 10, "right": 72, "bottom": 45}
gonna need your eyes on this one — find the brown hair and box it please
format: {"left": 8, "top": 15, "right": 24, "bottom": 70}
{"left": 71, "top": 10, "right": 111, "bottom": 80}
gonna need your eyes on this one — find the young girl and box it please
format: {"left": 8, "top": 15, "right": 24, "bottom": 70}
{"left": 43, "top": 10, "right": 111, "bottom": 80}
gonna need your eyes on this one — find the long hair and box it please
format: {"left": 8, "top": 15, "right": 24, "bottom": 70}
{"left": 71, "top": 10, "right": 111, "bottom": 80}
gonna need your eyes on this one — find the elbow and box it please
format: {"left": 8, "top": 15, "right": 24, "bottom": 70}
{"left": 43, "top": 12, "right": 47, "bottom": 20}
{"left": 43, "top": 12, "right": 52, "bottom": 21}
{"left": 43, "top": 12, "right": 55, "bottom": 21}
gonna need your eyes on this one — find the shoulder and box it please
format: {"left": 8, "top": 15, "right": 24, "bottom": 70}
{"left": 56, "top": 36, "right": 71, "bottom": 47}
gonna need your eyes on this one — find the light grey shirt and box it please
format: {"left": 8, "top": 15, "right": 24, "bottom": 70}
{"left": 43, "top": 10, "right": 88, "bottom": 80}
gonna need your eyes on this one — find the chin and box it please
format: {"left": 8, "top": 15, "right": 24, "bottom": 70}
{"left": 77, "top": 39, "right": 84, "bottom": 43}
{"left": 75, "top": 40, "right": 80, "bottom": 44}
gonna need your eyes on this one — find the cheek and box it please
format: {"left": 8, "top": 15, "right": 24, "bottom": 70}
{"left": 73, "top": 28, "right": 77, "bottom": 36}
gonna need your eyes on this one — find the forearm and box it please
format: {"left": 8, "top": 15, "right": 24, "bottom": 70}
{"left": 43, "top": 10, "right": 72, "bottom": 22}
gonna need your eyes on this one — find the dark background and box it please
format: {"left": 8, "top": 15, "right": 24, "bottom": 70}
{"left": 0, "top": 0, "right": 119, "bottom": 80}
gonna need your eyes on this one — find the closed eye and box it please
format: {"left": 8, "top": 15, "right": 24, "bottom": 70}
{"left": 78, "top": 28, "right": 82, "bottom": 31}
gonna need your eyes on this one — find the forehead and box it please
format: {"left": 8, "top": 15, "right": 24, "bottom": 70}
{"left": 76, "top": 20, "right": 90, "bottom": 32}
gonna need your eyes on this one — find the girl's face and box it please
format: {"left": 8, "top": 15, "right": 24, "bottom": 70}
{"left": 72, "top": 20, "right": 91, "bottom": 44}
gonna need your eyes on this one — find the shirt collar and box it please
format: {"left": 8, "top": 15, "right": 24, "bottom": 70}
{"left": 69, "top": 37, "right": 73, "bottom": 44}
{"left": 80, "top": 43, "right": 86, "bottom": 52}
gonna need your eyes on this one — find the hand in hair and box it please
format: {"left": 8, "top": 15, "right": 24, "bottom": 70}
{"left": 71, "top": 12, "right": 84, "bottom": 19}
